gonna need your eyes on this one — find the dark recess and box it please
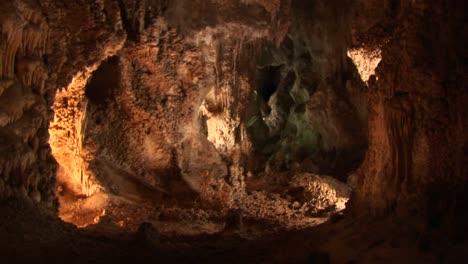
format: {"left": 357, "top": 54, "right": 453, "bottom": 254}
{"left": 257, "top": 65, "right": 283, "bottom": 102}
{"left": 85, "top": 56, "right": 120, "bottom": 106}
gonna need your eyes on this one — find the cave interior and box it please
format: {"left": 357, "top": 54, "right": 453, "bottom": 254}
{"left": 0, "top": 0, "right": 467, "bottom": 263}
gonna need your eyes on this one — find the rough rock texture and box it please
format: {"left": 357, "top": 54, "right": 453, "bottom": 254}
{"left": 46, "top": 0, "right": 126, "bottom": 197}
{"left": 0, "top": 0, "right": 55, "bottom": 207}
{"left": 254, "top": 1, "right": 368, "bottom": 178}
{"left": 47, "top": 0, "right": 368, "bottom": 211}
{"left": 288, "top": 173, "right": 350, "bottom": 213}
{"left": 77, "top": 0, "right": 280, "bottom": 206}
{"left": 37, "top": 0, "right": 356, "bottom": 212}
{"left": 0, "top": 0, "right": 466, "bottom": 263}
{"left": 348, "top": 0, "right": 468, "bottom": 230}
{"left": 0, "top": 0, "right": 126, "bottom": 207}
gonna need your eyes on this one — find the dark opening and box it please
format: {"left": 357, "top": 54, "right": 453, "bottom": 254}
{"left": 85, "top": 56, "right": 120, "bottom": 106}
{"left": 257, "top": 65, "right": 283, "bottom": 102}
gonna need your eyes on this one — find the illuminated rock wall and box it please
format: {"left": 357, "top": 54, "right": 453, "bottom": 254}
{"left": 0, "top": 0, "right": 125, "bottom": 208}
{"left": 76, "top": 0, "right": 367, "bottom": 207}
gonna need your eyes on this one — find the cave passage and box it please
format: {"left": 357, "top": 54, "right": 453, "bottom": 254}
{"left": 48, "top": 16, "right": 369, "bottom": 232}
{"left": 1, "top": 0, "right": 466, "bottom": 263}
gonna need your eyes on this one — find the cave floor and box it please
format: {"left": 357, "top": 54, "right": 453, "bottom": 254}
{"left": 56, "top": 171, "right": 341, "bottom": 240}
{"left": 57, "top": 186, "right": 329, "bottom": 240}
{"left": 0, "top": 174, "right": 462, "bottom": 264}
{"left": 1, "top": 198, "right": 454, "bottom": 264}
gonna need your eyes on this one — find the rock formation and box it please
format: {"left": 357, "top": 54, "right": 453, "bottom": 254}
{"left": 0, "top": 0, "right": 466, "bottom": 263}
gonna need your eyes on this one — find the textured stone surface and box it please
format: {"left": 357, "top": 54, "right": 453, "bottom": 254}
{"left": 61, "top": 0, "right": 369, "bottom": 210}
{"left": 348, "top": 0, "right": 468, "bottom": 230}
{"left": 0, "top": 0, "right": 125, "bottom": 208}
{"left": 0, "top": 0, "right": 55, "bottom": 208}
{"left": 0, "top": 0, "right": 466, "bottom": 262}
{"left": 288, "top": 173, "right": 350, "bottom": 213}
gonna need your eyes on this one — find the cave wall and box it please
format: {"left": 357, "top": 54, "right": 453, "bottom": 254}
{"left": 73, "top": 0, "right": 370, "bottom": 207}
{"left": 0, "top": 0, "right": 125, "bottom": 208}
{"left": 250, "top": 0, "right": 368, "bottom": 178}
{"left": 0, "top": 0, "right": 51, "bottom": 206}
{"left": 0, "top": 0, "right": 294, "bottom": 209}
{"left": 0, "top": 0, "right": 465, "bottom": 232}
{"left": 48, "top": 1, "right": 289, "bottom": 206}
{"left": 46, "top": 0, "right": 126, "bottom": 198}
{"left": 349, "top": 0, "right": 468, "bottom": 231}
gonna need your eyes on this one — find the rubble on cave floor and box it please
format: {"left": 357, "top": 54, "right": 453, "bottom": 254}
{"left": 0, "top": 196, "right": 458, "bottom": 264}
{"left": 57, "top": 171, "right": 350, "bottom": 240}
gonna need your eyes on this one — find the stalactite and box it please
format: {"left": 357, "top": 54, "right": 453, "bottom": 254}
{"left": 0, "top": 80, "right": 38, "bottom": 127}
{"left": 17, "top": 1, "right": 37, "bottom": 23}
{"left": 0, "top": 128, "right": 35, "bottom": 185}
{"left": 2, "top": 24, "right": 25, "bottom": 79}
{"left": 347, "top": 47, "right": 382, "bottom": 82}
{"left": 76, "top": 99, "right": 89, "bottom": 196}
{"left": 16, "top": 58, "right": 48, "bottom": 94}
{"left": 0, "top": 0, "right": 48, "bottom": 81}
{"left": 8, "top": 105, "right": 45, "bottom": 144}
{"left": 0, "top": 79, "right": 14, "bottom": 98}
{"left": 20, "top": 23, "right": 48, "bottom": 57}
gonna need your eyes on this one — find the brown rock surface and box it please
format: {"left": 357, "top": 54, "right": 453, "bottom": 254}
{"left": 0, "top": 0, "right": 466, "bottom": 263}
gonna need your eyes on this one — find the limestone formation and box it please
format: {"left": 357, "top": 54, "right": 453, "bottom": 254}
{"left": 0, "top": 0, "right": 466, "bottom": 263}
